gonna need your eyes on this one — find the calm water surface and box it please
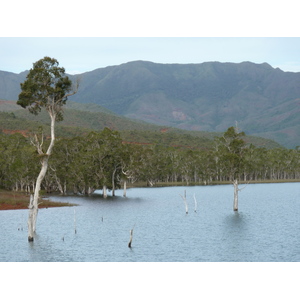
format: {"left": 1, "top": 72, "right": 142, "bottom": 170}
{"left": 1, "top": 183, "right": 300, "bottom": 262}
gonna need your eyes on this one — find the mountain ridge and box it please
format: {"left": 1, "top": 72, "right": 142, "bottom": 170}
{"left": 1, "top": 60, "right": 300, "bottom": 148}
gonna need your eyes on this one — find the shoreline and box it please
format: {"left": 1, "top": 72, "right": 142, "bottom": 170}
{"left": 1, "top": 179, "right": 299, "bottom": 211}
{"left": 0, "top": 190, "right": 74, "bottom": 211}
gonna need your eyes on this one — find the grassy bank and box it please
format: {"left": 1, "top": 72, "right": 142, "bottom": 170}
{"left": 0, "top": 190, "right": 75, "bottom": 210}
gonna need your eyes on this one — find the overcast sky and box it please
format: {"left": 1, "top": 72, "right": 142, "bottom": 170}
{"left": 1, "top": 1, "right": 300, "bottom": 75}
{"left": 1, "top": 37, "right": 300, "bottom": 74}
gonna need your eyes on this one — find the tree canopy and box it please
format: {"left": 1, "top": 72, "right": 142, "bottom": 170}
{"left": 1, "top": 127, "right": 300, "bottom": 195}
{"left": 17, "top": 56, "right": 76, "bottom": 121}
{"left": 214, "top": 126, "right": 246, "bottom": 180}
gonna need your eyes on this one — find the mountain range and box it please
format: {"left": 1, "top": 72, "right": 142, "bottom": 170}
{"left": 1, "top": 60, "right": 300, "bottom": 148}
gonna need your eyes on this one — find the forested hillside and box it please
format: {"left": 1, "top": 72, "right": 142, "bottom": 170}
{"left": 0, "top": 100, "right": 283, "bottom": 149}
{"left": 1, "top": 61, "right": 300, "bottom": 148}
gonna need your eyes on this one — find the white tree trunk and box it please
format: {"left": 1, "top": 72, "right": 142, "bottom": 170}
{"left": 103, "top": 185, "right": 107, "bottom": 198}
{"left": 233, "top": 179, "right": 239, "bottom": 211}
{"left": 123, "top": 180, "right": 127, "bottom": 197}
{"left": 28, "top": 112, "right": 56, "bottom": 242}
{"left": 87, "top": 187, "right": 95, "bottom": 196}
{"left": 57, "top": 181, "right": 64, "bottom": 195}
{"left": 27, "top": 194, "right": 35, "bottom": 241}
{"left": 112, "top": 168, "right": 117, "bottom": 196}
{"left": 28, "top": 156, "right": 49, "bottom": 241}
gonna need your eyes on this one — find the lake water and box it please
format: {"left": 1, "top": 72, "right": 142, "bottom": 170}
{"left": 1, "top": 182, "right": 300, "bottom": 262}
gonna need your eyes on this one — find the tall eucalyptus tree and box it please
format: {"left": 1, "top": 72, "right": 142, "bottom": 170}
{"left": 17, "top": 57, "right": 78, "bottom": 242}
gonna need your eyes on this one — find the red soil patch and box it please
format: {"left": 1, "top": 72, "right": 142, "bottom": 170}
{"left": 0, "top": 191, "right": 73, "bottom": 211}
{"left": 0, "top": 201, "right": 60, "bottom": 210}
{"left": 0, "top": 203, "right": 28, "bottom": 210}
{"left": 160, "top": 128, "right": 169, "bottom": 133}
{"left": 2, "top": 129, "right": 29, "bottom": 137}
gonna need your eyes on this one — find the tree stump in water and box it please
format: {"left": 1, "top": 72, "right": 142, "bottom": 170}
{"left": 233, "top": 179, "right": 239, "bottom": 211}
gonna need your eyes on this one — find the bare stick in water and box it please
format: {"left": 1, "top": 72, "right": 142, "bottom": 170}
{"left": 193, "top": 193, "right": 197, "bottom": 213}
{"left": 128, "top": 224, "right": 135, "bottom": 248}
{"left": 179, "top": 190, "right": 188, "bottom": 214}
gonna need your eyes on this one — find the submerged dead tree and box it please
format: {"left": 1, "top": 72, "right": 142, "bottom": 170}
{"left": 233, "top": 179, "right": 239, "bottom": 211}
{"left": 233, "top": 179, "right": 248, "bottom": 211}
{"left": 17, "top": 57, "right": 78, "bottom": 242}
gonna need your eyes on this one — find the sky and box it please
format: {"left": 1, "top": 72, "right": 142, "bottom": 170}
{"left": 1, "top": 37, "right": 300, "bottom": 74}
{"left": 1, "top": 1, "right": 300, "bottom": 75}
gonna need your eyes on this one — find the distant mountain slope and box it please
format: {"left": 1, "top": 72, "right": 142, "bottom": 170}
{"left": 0, "top": 70, "right": 28, "bottom": 100}
{"left": 0, "top": 100, "right": 282, "bottom": 149}
{"left": 71, "top": 61, "right": 300, "bottom": 148}
{"left": 1, "top": 61, "right": 300, "bottom": 148}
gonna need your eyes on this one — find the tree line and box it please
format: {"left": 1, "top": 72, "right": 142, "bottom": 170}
{"left": 1, "top": 126, "right": 300, "bottom": 196}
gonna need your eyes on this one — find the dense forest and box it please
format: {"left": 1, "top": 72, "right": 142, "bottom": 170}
{"left": 1, "top": 127, "right": 300, "bottom": 197}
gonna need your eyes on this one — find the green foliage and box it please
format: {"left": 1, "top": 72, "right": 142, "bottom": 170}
{"left": 215, "top": 126, "right": 246, "bottom": 179}
{"left": 17, "top": 57, "right": 73, "bottom": 121}
{"left": 2, "top": 126, "right": 300, "bottom": 194}
{"left": 0, "top": 132, "right": 39, "bottom": 190}
{"left": 48, "top": 128, "right": 125, "bottom": 194}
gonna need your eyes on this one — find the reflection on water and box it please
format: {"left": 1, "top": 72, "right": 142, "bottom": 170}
{"left": 1, "top": 183, "right": 300, "bottom": 262}
{"left": 225, "top": 211, "right": 246, "bottom": 226}
{"left": 220, "top": 212, "right": 252, "bottom": 261}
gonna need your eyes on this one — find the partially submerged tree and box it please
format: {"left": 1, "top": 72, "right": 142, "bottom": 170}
{"left": 17, "top": 56, "right": 78, "bottom": 242}
{"left": 216, "top": 125, "right": 246, "bottom": 211}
